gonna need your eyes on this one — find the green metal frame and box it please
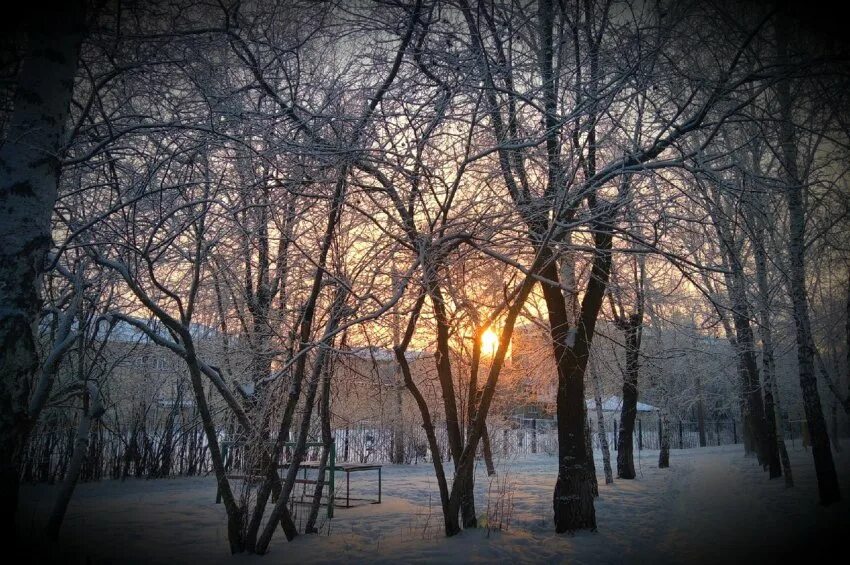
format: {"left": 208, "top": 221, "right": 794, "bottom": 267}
{"left": 284, "top": 441, "right": 336, "bottom": 519}
{"left": 218, "top": 439, "right": 336, "bottom": 519}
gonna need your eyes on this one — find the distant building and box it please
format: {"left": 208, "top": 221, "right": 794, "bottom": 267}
{"left": 101, "top": 318, "right": 229, "bottom": 417}
{"left": 585, "top": 395, "right": 659, "bottom": 430}
{"left": 331, "top": 346, "right": 437, "bottom": 463}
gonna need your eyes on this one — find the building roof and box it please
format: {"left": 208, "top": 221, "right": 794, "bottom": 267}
{"left": 586, "top": 395, "right": 658, "bottom": 413}
{"left": 345, "top": 346, "right": 427, "bottom": 363}
{"left": 96, "top": 317, "right": 220, "bottom": 344}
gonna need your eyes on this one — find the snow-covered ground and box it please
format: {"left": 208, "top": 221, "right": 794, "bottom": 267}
{"left": 17, "top": 442, "right": 850, "bottom": 564}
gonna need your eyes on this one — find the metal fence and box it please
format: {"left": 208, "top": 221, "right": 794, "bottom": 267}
{"left": 25, "top": 412, "right": 829, "bottom": 485}
{"left": 592, "top": 418, "right": 741, "bottom": 451}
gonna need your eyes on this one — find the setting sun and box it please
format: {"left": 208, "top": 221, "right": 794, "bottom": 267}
{"left": 481, "top": 328, "right": 499, "bottom": 356}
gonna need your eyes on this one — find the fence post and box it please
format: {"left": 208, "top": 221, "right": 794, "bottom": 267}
{"left": 503, "top": 429, "right": 508, "bottom": 456}
{"left": 715, "top": 421, "right": 721, "bottom": 446}
{"left": 732, "top": 420, "right": 737, "bottom": 444}
{"left": 678, "top": 420, "right": 684, "bottom": 449}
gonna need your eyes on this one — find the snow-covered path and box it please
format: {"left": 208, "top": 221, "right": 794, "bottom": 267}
{"left": 17, "top": 443, "right": 849, "bottom": 564}
{"left": 655, "top": 445, "right": 847, "bottom": 564}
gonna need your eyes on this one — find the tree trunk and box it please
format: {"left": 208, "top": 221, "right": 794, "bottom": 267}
{"left": 738, "top": 329, "right": 768, "bottom": 467}
{"left": 184, "top": 342, "right": 245, "bottom": 553}
{"left": 393, "top": 386, "right": 405, "bottom": 464}
{"left": 45, "top": 409, "right": 92, "bottom": 539}
{"left": 728, "top": 268, "right": 770, "bottom": 468}
{"left": 782, "top": 157, "right": 840, "bottom": 504}
{"left": 584, "top": 411, "right": 598, "bottom": 497}
{"left": 617, "top": 316, "right": 642, "bottom": 479}
{"left": 0, "top": 6, "right": 85, "bottom": 535}
{"left": 305, "top": 357, "right": 334, "bottom": 534}
{"left": 255, "top": 287, "right": 347, "bottom": 553}
{"left": 394, "top": 302, "right": 457, "bottom": 536}
{"left": 752, "top": 202, "right": 783, "bottom": 479}
{"left": 831, "top": 402, "right": 841, "bottom": 452}
{"left": 767, "top": 373, "right": 794, "bottom": 488}
{"left": 541, "top": 225, "right": 612, "bottom": 532}
{"left": 707, "top": 178, "right": 771, "bottom": 466}
{"left": 428, "top": 279, "right": 476, "bottom": 529}
{"left": 659, "top": 408, "right": 671, "bottom": 469}
{"left": 777, "top": 8, "right": 841, "bottom": 505}
{"left": 741, "top": 402, "right": 754, "bottom": 456}
{"left": 472, "top": 388, "right": 496, "bottom": 475}
{"left": 481, "top": 422, "right": 496, "bottom": 476}
{"left": 592, "top": 371, "right": 613, "bottom": 484}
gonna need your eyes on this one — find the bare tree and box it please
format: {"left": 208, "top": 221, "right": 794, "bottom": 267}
{"left": 610, "top": 253, "right": 646, "bottom": 479}
{"left": 774, "top": 7, "right": 840, "bottom": 504}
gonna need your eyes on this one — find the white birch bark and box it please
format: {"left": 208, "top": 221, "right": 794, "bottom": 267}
{"left": 0, "top": 5, "right": 85, "bottom": 528}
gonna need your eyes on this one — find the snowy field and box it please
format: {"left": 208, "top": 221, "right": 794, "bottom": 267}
{"left": 16, "top": 442, "right": 850, "bottom": 564}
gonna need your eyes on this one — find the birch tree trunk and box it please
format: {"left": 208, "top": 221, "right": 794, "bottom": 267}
{"left": 0, "top": 5, "right": 84, "bottom": 534}
{"left": 46, "top": 383, "right": 104, "bottom": 539}
{"left": 704, "top": 177, "right": 771, "bottom": 466}
{"left": 776, "top": 8, "right": 840, "bottom": 504}
{"left": 752, "top": 192, "right": 783, "bottom": 479}
{"left": 770, "top": 375, "right": 794, "bottom": 488}
{"left": 45, "top": 408, "right": 92, "bottom": 540}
